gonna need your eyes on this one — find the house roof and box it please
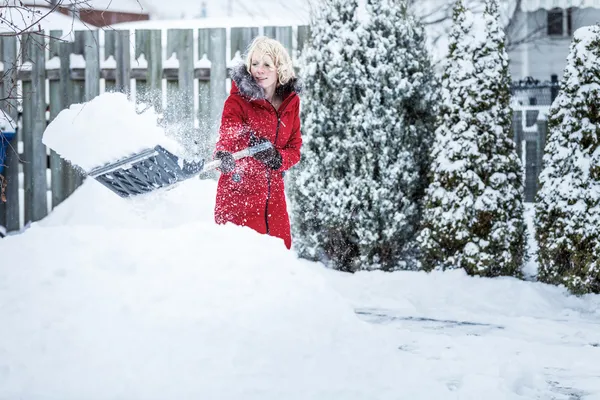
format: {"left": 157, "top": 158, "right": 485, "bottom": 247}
{"left": 133, "top": 0, "right": 311, "bottom": 21}
{"left": 0, "top": 5, "right": 88, "bottom": 37}
{"left": 23, "top": 0, "right": 149, "bottom": 14}
{"left": 521, "top": 0, "right": 600, "bottom": 11}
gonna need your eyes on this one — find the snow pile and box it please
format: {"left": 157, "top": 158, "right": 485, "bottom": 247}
{"left": 42, "top": 93, "right": 182, "bottom": 172}
{"left": 0, "top": 179, "right": 449, "bottom": 399}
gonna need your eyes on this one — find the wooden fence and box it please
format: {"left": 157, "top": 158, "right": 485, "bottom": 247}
{"left": 0, "top": 26, "right": 550, "bottom": 236}
{"left": 0, "top": 26, "right": 310, "bottom": 234}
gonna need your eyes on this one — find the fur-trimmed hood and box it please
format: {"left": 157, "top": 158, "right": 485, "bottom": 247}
{"left": 230, "top": 62, "right": 302, "bottom": 101}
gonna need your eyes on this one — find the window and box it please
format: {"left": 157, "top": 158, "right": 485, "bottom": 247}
{"left": 547, "top": 7, "right": 574, "bottom": 36}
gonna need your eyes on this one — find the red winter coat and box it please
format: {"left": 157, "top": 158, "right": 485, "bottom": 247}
{"left": 214, "top": 64, "right": 302, "bottom": 249}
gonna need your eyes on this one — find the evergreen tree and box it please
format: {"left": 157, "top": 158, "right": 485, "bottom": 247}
{"left": 353, "top": 0, "right": 439, "bottom": 270}
{"left": 418, "top": 0, "right": 526, "bottom": 277}
{"left": 535, "top": 24, "right": 600, "bottom": 294}
{"left": 288, "top": 0, "right": 367, "bottom": 271}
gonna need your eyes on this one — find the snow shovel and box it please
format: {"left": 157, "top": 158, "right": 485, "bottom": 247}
{"left": 87, "top": 141, "right": 272, "bottom": 198}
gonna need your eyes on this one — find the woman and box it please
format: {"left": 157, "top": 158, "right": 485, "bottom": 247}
{"left": 214, "top": 36, "right": 302, "bottom": 249}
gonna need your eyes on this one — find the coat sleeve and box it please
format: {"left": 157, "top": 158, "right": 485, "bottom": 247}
{"left": 215, "top": 96, "right": 247, "bottom": 155}
{"left": 278, "top": 98, "right": 302, "bottom": 171}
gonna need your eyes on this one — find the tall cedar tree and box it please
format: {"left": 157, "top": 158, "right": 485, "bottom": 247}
{"left": 355, "top": 0, "right": 439, "bottom": 270}
{"left": 418, "top": 0, "right": 526, "bottom": 276}
{"left": 535, "top": 24, "right": 600, "bottom": 294}
{"left": 288, "top": 0, "right": 366, "bottom": 271}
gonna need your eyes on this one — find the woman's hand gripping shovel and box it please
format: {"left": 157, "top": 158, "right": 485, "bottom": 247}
{"left": 87, "top": 141, "right": 272, "bottom": 198}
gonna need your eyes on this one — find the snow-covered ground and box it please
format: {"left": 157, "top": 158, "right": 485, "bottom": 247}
{"left": 2, "top": 93, "right": 600, "bottom": 399}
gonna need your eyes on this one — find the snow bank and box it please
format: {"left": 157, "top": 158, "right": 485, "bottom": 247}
{"left": 42, "top": 93, "right": 182, "bottom": 172}
{"left": 0, "top": 181, "right": 449, "bottom": 399}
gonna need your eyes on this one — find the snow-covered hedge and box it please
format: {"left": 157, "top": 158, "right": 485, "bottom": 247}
{"left": 289, "top": 0, "right": 438, "bottom": 271}
{"left": 418, "top": 0, "right": 526, "bottom": 277}
{"left": 535, "top": 24, "right": 600, "bottom": 294}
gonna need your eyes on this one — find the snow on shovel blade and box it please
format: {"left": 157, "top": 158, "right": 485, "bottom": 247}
{"left": 87, "top": 141, "right": 273, "bottom": 198}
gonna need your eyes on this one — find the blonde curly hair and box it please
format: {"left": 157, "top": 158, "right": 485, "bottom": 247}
{"left": 245, "top": 36, "right": 295, "bottom": 86}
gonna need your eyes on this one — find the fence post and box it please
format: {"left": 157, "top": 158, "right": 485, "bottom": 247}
{"left": 0, "top": 36, "right": 19, "bottom": 232}
{"left": 30, "top": 33, "right": 48, "bottom": 222}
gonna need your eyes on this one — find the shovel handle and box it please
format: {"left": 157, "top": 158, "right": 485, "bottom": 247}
{"left": 201, "top": 141, "right": 273, "bottom": 173}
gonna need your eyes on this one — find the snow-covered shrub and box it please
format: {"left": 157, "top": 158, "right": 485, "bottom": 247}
{"left": 535, "top": 24, "right": 600, "bottom": 294}
{"left": 289, "top": 0, "right": 439, "bottom": 271}
{"left": 352, "top": 0, "right": 439, "bottom": 270}
{"left": 288, "top": 0, "right": 367, "bottom": 271}
{"left": 418, "top": 0, "right": 526, "bottom": 277}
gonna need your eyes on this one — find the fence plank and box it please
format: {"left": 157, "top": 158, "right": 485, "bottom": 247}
{"left": 73, "top": 30, "right": 86, "bottom": 55}
{"left": 49, "top": 70, "right": 65, "bottom": 209}
{"left": 49, "top": 30, "right": 62, "bottom": 58}
{"left": 104, "top": 30, "right": 116, "bottom": 60}
{"left": 198, "top": 28, "right": 210, "bottom": 58}
{"left": 0, "top": 36, "right": 19, "bottom": 232}
{"left": 209, "top": 28, "right": 227, "bottom": 144}
{"left": 115, "top": 30, "right": 131, "bottom": 93}
{"left": 70, "top": 75, "right": 85, "bottom": 193}
{"left": 30, "top": 35, "right": 48, "bottom": 222}
{"left": 84, "top": 30, "right": 100, "bottom": 101}
{"left": 165, "top": 30, "right": 180, "bottom": 125}
{"left": 297, "top": 25, "right": 310, "bottom": 58}
{"left": 275, "top": 26, "right": 293, "bottom": 56}
{"left": 48, "top": 30, "right": 64, "bottom": 209}
{"left": 167, "top": 29, "right": 178, "bottom": 60}
{"left": 57, "top": 39, "right": 80, "bottom": 200}
{"left": 135, "top": 29, "right": 150, "bottom": 60}
{"left": 263, "top": 26, "right": 276, "bottom": 39}
{"left": 197, "top": 28, "right": 211, "bottom": 162}
{"left": 147, "top": 29, "right": 162, "bottom": 112}
{"left": 178, "top": 29, "right": 194, "bottom": 124}
{"left": 230, "top": 27, "right": 258, "bottom": 58}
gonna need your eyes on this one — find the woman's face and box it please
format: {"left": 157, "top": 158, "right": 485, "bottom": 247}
{"left": 250, "top": 53, "right": 277, "bottom": 92}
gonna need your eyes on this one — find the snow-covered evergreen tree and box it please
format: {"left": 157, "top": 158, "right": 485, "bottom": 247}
{"left": 535, "top": 24, "right": 600, "bottom": 294}
{"left": 289, "top": 0, "right": 438, "bottom": 271}
{"left": 352, "top": 0, "right": 439, "bottom": 270}
{"left": 288, "top": 0, "right": 367, "bottom": 271}
{"left": 418, "top": 0, "right": 526, "bottom": 277}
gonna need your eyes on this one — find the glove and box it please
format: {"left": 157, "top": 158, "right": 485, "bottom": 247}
{"left": 249, "top": 135, "right": 282, "bottom": 170}
{"left": 215, "top": 151, "right": 235, "bottom": 174}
